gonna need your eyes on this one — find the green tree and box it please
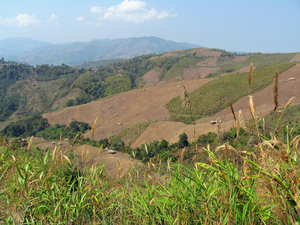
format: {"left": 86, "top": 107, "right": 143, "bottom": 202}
{"left": 159, "top": 139, "right": 169, "bottom": 149}
{"left": 177, "top": 133, "right": 189, "bottom": 148}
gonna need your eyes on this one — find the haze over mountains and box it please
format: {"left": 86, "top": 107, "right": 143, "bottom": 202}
{"left": 0, "top": 36, "right": 200, "bottom": 66}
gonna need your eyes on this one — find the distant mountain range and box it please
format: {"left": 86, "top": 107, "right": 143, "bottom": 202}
{"left": 0, "top": 37, "right": 200, "bottom": 66}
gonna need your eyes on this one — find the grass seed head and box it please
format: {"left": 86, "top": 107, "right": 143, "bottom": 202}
{"left": 248, "top": 62, "right": 253, "bottom": 93}
{"left": 91, "top": 116, "right": 98, "bottom": 138}
{"left": 273, "top": 70, "right": 279, "bottom": 111}
{"left": 248, "top": 95, "right": 256, "bottom": 119}
{"left": 27, "top": 136, "right": 33, "bottom": 151}
{"left": 62, "top": 155, "right": 71, "bottom": 164}
{"left": 98, "top": 144, "right": 103, "bottom": 156}
{"left": 118, "top": 164, "right": 127, "bottom": 175}
{"left": 52, "top": 146, "right": 57, "bottom": 160}
{"left": 72, "top": 133, "right": 79, "bottom": 144}
{"left": 284, "top": 96, "right": 295, "bottom": 110}
{"left": 236, "top": 110, "right": 243, "bottom": 137}
{"left": 229, "top": 101, "right": 236, "bottom": 121}
{"left": 132, "top": 151, "right": 136, "bottom": 158}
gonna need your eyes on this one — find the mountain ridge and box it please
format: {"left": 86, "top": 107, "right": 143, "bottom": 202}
{"left": 0, "top": 36, "right": 200, "bottom": 66}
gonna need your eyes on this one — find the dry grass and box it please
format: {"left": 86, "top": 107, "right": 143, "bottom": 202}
{"left": 229, "top": 100, "right": 236, "bottom": 121}
{"left": 248, "top": 62, "right": 253, "bottom": 93}
{"left": 180, "top": 83, "right": 191, "bottom": 109}
{"left": 274, "top": 70, "right": 279, "bottom": 111}
{"left": 91, "top": 116, "right": 98, "bottom": 138}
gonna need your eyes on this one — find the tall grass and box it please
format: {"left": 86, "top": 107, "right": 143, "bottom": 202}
{"left": 1, "top": 120, "right": 300, "bottom": 224}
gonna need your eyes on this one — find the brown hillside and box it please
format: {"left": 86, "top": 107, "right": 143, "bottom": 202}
{"left": 150, "top": 50, "right": 184, "bottom": 59}
{"left": 43, "top": 64, "right": 299, "bottom": 149}
{"left": 290, "top": 53, "right": 300, "bottom": 62}
{"left": 43, "top": 79, "right": 214, "bottom": 141}
{"left": 194, "top": 49, "right": 221, "bottom": 57}
{"left": 131, "top": 120, "right": 234, "bottom": 148}
{"left": 142, "top": 68, "right": 163, "bottom": 87}
{"left": 197, "top": 57, "right": 218, "bottom": 66}
{"left": 132, "top": 64, "right": 300, "bottom": 147}
{"left": 183, "top": 68, "right": 200, "bottom": 80}
{"left": 183, "top": 67, "right": 220, "bottom": 79}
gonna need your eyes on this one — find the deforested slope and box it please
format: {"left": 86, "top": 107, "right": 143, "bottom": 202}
{"left": 132, "top": 63, "right": 300, "bottom": 147}
{"left": 42, "top": 79, "right": 214, "bottom": 141}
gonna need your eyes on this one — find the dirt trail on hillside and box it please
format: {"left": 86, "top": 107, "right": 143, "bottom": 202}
{"left": 43, "top": 79, "right": 214, "bottom": 141}
{"left": 132, "top": 64, "right": 300, "bottom": 148}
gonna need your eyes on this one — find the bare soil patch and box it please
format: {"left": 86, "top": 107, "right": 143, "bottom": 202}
{"left": 198, "top": 67, "right": 220, "bottom": 78}
{"left": 197, "top": 57, "right": 218, "bottom": 66}
{"left": 183, "top": 67, "right": 220, "bottom": 79}
{"left": 290, "top": 53, "right": 300, "bottom": 62}
{"left": 183, "top": 68, "right": 200, "bottom": 80}
{"left": 195, "top": 49, "right": 221, "bottom": 57}
{"left": 157, "top": 80, "right": 167, "bottom": 85}
{"left": 30, "top": 137, "right": 45, "bottom": 143}
{"left": 131, "top": 120, "right": 234, "bottom": 148}
{"left": 43, "top": 79, "right": 214, "bottom": 141}
{"left": 142, "top": 68, "right": 163, "bottom": 87}
{"left": 150, "top": 50, "right": 184, "bottom": 59}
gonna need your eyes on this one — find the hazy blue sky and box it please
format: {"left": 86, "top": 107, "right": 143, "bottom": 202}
{"left": 1, "top": 0, "right": 299, "bottom": 53}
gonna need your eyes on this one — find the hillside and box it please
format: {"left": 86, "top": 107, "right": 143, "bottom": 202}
{"left": 132, "top": 63, "right": 300, "bottom": 147}
{"left": 42, "top": 79, "right": 214, "bottom": 140}
{"left": 73, "top": 58, "right": 127, "bottom": 69}
{"left": 40, "top": 62, "right": 300, "bottom": 147}
{"left": 0, "top": 50, "right": 299, "bottom": 145}
{"left": 165, "top": 62, "right": 295, "bottom": 123}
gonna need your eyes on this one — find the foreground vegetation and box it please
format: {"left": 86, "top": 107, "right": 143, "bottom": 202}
{"left": 1, "top": 98, "right": 300, "bottom": 224}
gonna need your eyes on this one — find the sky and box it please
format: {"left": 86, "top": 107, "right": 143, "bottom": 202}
{"left": 0, "top": 0, "right": 300, "bottom": 53}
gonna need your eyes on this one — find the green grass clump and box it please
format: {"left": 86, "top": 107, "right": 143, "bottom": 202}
{"left": 244, "top": 53, "right": 297, "bottom": 69}
{"left": 259, "top": 103, "right": 300, "bottom": 138}
{"left": 208, "top": 52, "right": 296, "bottom": 77}
{"left": 166, "top": 62, "right": 295, "bottom": 123}
{"left": 111, "top": 121, "right": 154, "bottom": 145}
